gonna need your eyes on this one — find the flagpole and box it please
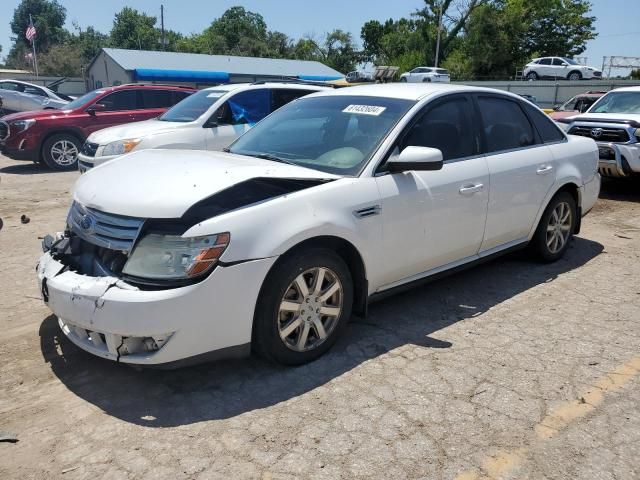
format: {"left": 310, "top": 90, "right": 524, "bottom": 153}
{"left": 29, "top": 14, "right": 38, "bottom": 77}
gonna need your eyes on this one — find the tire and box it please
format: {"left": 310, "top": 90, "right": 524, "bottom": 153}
{"left": 530, "top": 192, "right": 577, "bottom": 263}
{"left": 526, "top": 72, "right": 539, "bottom": 80}
{"left": 42, "top": 133, "right": 82, "bottom": 171}
{"left": 400, "top": 77, "right": 407, "bottom": 82}
{"left": 422, "top": 77, "right": 432, "bottom": 83}
{"left": 568, "top": 71, "right": 582, "bottom": 81}
{"left": 253, "top": 248, "right": 353, "bottom": 365}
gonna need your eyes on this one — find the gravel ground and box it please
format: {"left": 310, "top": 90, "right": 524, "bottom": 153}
{"left": 0, "top": 155, "right": 639, "bottom": 480}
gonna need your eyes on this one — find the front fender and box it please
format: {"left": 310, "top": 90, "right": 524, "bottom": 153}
{"left": 183, "top": 177, "right": 383, "bottom": 285}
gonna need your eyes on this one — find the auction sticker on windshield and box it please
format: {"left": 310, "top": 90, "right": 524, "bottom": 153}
{"left": 343, "top": 105, "right": 387, "bottom": 116}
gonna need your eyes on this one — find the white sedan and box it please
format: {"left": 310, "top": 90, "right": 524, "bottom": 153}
{"left": 400, "top": 67, "right": 450, "bottom": 83}
{"left": 36, "top": 84, "right": 600, "bottom": 367}
{"left": 0, "top": 79, "right": 72, "bottom": 113}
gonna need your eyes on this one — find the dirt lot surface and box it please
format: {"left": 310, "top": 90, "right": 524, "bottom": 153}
{"left": 0, "top": 154, "right": 639, "bottom": 480}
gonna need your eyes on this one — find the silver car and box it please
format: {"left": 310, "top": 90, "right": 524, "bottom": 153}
{"left": 0, "top": 79, "right": 72, "bottom": 114}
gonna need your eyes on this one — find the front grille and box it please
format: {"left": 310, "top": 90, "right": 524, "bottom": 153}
{"left": 568, "top": 126, "right": 630, "bottom": 143}
{"left": 80, "top": 141, "right": 99, "bottom": 157}
{"left": 0, "top": 121, "right": 9, "bottom": 142}
{"left": 593, "top": 71, "right": 602, "bottom": 77}
{"left": 67, "top": 201, "right": 145, "bottom": 253}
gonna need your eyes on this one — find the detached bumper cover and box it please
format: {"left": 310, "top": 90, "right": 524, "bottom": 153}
{"left": 36, "top": 252, "right": 277, "bottom": 365}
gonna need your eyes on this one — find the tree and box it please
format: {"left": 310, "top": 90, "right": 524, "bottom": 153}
{"left": 7, "top": 0, "right": 67, "bottom": 68}
{"left": 38, "top": 43, "right": 83, "bottom": 76}
{"left": 323, "top": 30, "right": 358, "bottom": 73}
{"left": 291, "top": 38, "right": 324, "bottom": 62}
{"left": 10, "top": 0, "right": 66, "bottom": 52}
{"left": 630, "top": 69, "right": 640, "bottom": 80}
{"left": 200, "top": 6, "right": 269, "bottom": 56}
{"left": 110, "top": 7, "right": 158, "bottom": 51}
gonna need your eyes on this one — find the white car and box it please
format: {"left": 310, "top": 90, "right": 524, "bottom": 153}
{"left": 77, "top": 82, "right": 329, "bottom": 173}
{"left": 400, "top": 67, "right": 450, "bottom": 83}
{"left": 556, "top": 86, "right": 640, "bottom": 177}
{"left": 37, "top": 84, "right": 600, "bottom": 367}
{"left": 524, "top": 57, "right": 603, "bottom": 81}
{"left": 0, "top": 79, "right": 72, "bottom": 114}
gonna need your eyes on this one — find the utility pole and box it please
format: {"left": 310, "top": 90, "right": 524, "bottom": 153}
{"left": 160, "top": 4, "right": 166, "bottom": 51}
{"left": 434, "top": 1, "right": 443, "bottom": 67}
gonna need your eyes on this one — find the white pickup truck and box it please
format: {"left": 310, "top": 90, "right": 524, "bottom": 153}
{"left": 557, "top": 86, "right": 640, "bottom": 178}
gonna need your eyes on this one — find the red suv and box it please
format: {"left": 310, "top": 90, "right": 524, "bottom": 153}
{"left": 0, "top": 84, "right": 195, "bottom": 170}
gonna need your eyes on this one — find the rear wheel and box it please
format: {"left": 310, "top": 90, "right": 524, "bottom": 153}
{"left": 253, "top": 248, "right": 353, "bottom": 365}
{"left": 42, "top": 133, "right": 81, "bottom": 171}
{"left": 530, "top": 192, "right": 576, "bottom": 262}
{"left": 526, "top": 72, "right": 539, "bottom": 80}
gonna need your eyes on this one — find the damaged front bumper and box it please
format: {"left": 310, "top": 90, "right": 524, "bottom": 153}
{"left": 36, "top": 248, "right": 277, "bottom": 366}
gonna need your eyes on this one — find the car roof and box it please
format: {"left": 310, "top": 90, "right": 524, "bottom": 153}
{"left": 201, "top": 82, "right": 330, "bottom": 93}
{"left": 307, "top": 83, "right": 522, "bottom": 101}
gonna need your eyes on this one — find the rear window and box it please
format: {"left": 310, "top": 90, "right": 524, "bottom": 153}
{"left": 140, "top": 90, "right": 174, "bottom": 109}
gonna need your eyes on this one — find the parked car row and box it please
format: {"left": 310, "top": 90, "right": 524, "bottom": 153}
{"left": 34, "top": 82, "right": 600, "bottom": 367}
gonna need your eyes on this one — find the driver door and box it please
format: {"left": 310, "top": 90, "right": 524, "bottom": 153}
{"left": 373, "top": 94, "right": 490, "bottom": 288}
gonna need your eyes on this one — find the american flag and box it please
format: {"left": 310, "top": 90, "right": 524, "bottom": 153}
{"left": 25, "top": 20, "right": 36, "bottom": 43}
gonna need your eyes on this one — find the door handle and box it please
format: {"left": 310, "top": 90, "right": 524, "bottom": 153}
{"left": 536, "top": 165, "right": 554, "bottom": 175}
{"left": 459, "top": 183, "right": 484, "bottom": 195}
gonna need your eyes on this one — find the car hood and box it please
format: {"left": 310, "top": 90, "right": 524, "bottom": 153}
{"left": 88, "top": 119, "right": 190, "bottom": 144}
{"left": 1, "top": 109, "right": 66, "bottom": 121}
{"left": 73, "top": 149, "right": 340, "bottom": 219}
{"left": 563, "top": 112, "right": 640, "bottom": 125}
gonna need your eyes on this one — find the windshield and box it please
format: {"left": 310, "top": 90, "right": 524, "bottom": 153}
{"left": 589, "top": 92, "right": 640, "bottom": 114}
{"left": 229, "top": 95, "right": 415, "bottom": 176}
{"left": 559, "top": 95, "right": 579, "bottom": 111}
{"left": 562, "top": 58, "right": 580, "bottom": 65}
{"left": 63, "top": 90, "right": 103, "bottom": 110}
{"left": 159, "top": 89, "right": 226, "bottom": 122}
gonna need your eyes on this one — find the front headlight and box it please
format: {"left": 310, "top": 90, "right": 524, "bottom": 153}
{"left": 101, "top": 138, "right": 141, "bottom": 157}
{"left": 122, "top": 232, "right": 230, "bottom": 280}
{"left": 11, "top": 119, "right": 36, "bottom": 133}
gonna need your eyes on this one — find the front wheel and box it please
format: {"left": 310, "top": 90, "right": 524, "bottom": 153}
{"left": 568, "top": 71, "right": 582, "bottom": 81}
{"left": 530, "top": 192, "right": 576, "bottom": 262}
{"left": 400, "top": 77, "right": 407, "bottom": 82}
{"left": 253, "top": 248, "right": 353, "bottom": 365}
{"left": 42, "top": 133, "right": 81, "bottom": 171}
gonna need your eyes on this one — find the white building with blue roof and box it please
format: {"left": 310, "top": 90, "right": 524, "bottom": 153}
{"left": 87, "top": 48, "right": 344, "bottom": 89}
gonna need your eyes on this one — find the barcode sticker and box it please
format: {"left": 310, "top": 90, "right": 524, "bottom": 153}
{"left": 342, "top": 105, "right": 386, "bottom": 116}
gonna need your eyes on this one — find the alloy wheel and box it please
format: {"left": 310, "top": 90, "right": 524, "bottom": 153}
{"left": 277, "top": 266, "right": 343, "bottom": 352}
{"left": 546, "top": 201, "right": 572, "bottom": 254}
{"left": 50, "top": 140, "right": 79, "bottom": 166}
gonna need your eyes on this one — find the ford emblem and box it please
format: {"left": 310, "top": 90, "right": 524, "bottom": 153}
{"left": 79, "top": 214, "right": 95, "bottom": 233}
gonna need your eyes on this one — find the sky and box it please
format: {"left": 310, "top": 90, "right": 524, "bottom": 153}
{"left": 1, "top": 0, "right": 639, "bottom": 76}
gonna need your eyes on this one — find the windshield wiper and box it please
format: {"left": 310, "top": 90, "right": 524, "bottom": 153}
{"left": 250, "top": 152, "right": 298, "bottom": 166}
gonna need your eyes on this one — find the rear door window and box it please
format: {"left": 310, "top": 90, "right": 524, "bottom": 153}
{"left": 521, "top": 102, "right": 565, "bottom": 144}
{"left": 271, "top": 89, "right": 317, "bottom": 112}
{"left": 140, "top": 90, "right": 174, "bottom": 108}
{"left": 539, "top": 58, "right": 552, "bottom": 65}
{"left": 477, "top": 96, "right": 537, "bottom": 153}
{"left": 98, "top": 90, "right": 139, "bottom": 111}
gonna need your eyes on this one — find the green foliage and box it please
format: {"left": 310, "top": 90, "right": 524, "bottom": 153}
{"left": 38, "top": 43, "right": 83, "bottom": 76}
{"left": 324, "top": 30, "right": 358, "bottom": 73}
{"left": 631, "top": 69, "right": 640, "bottom": 80}
{"left": 2, "top": 0, "right": 599, "bottom": 80}
{"left": 110, "top": 7, "right": 159, "bottom": 51}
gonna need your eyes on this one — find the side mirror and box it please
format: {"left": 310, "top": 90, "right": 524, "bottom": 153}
{"left": 387, "top": 146, "right": 444, "bottom": 173}
{"left": 86, "top": 103, "right": 106, "bottom": 115}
